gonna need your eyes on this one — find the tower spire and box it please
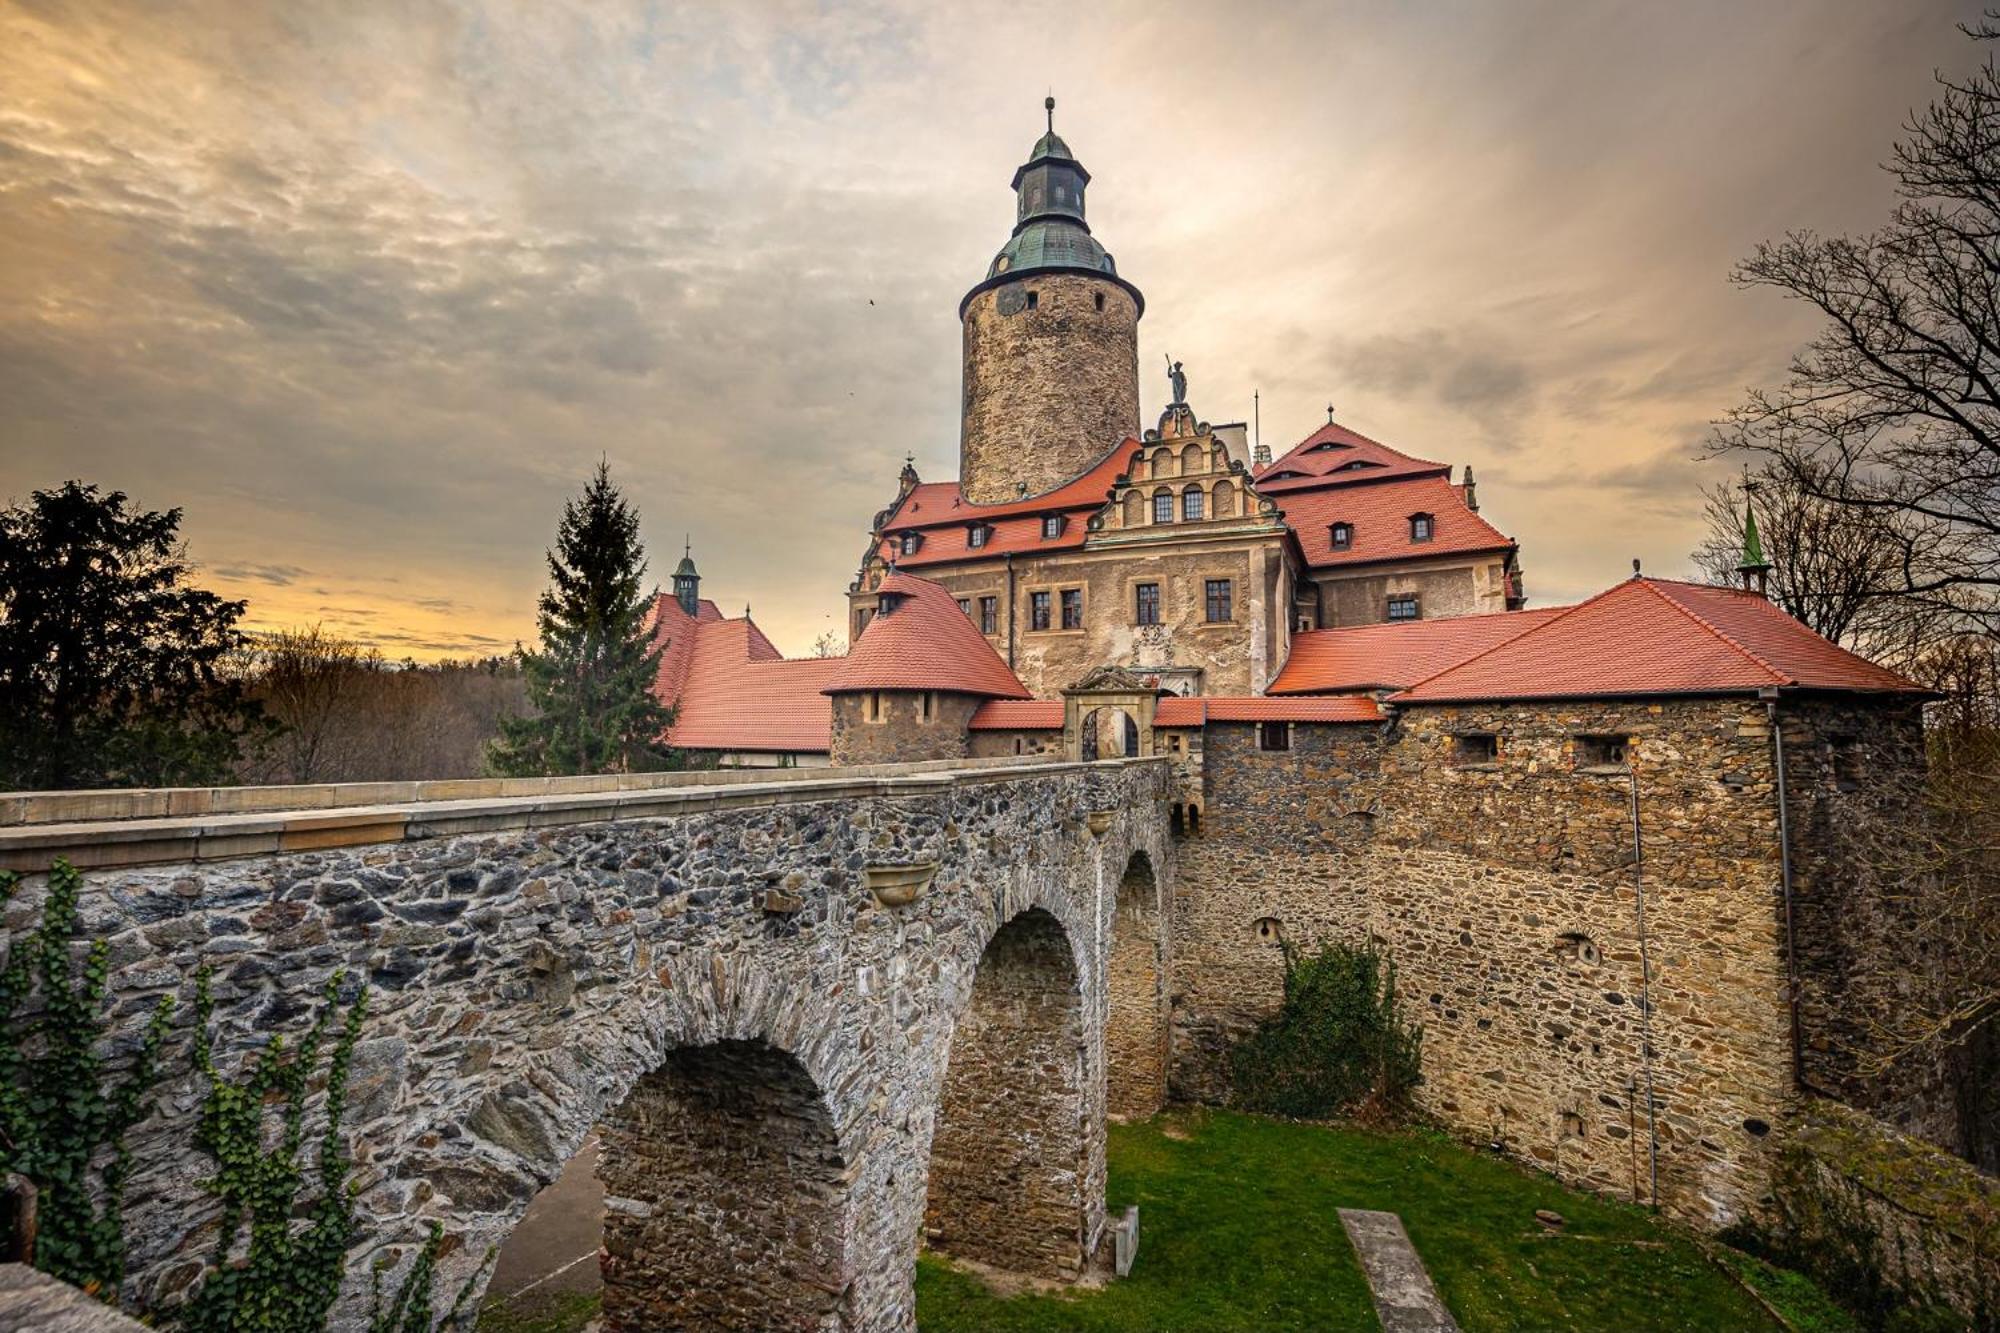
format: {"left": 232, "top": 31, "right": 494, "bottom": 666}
{"left": 1046, "top": 94, "right": 1055, "bottom": 134}
{"left": 1736, "top": 475, "right": 1773, "bottom": 597}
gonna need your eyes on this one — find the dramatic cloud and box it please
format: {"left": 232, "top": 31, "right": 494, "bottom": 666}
{"left": 0, "top": 0, "right": 1985, "bottom": 650}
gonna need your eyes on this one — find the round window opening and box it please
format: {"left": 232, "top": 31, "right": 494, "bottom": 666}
{"left": 1253, "top": 916, "right": 1283, "bottom": 943}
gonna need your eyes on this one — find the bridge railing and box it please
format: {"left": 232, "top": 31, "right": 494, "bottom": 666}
{"left": 0, "top": 755, "right": 1167, "bottom": 872}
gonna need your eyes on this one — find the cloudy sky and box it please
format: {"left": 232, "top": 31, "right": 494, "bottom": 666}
{"left": 0, "top": 0, "right": 1986, "bottom": 657}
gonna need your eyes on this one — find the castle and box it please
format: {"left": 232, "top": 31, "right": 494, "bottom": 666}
{"left": 642, "top": 107, "right": 1957, "bottom": 1229}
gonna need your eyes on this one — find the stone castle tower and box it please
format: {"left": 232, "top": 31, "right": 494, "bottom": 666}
{"left": 958, "top": 100, "right": 1144, "bottom": 503}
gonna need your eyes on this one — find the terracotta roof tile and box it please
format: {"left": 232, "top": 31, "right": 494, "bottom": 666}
{"left": 1391, "top": 578, "right": 1925, "bottom": 703}
{"left": 1253, "top": 422, "right": 1447, "bottom": 494}
{"left": 655, "top": 611, "right": 838, "bottom": 753}
{"left": 1270, "top": 607, "right": 1569, "bottom": 694}
{"left": 882, "top": 440, "right": 1137, "bottom": 531}
{"left": 825, "top": 572, "right": 1031, "bottom": 699}
{"left": 1278, "top": 473, "right": 1514, "bottom": 570}
{"left": 967, "top": 695, "right": 1382, "bottom": 729}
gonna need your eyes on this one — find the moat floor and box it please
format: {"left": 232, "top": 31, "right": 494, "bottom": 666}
{"left": 478, "top": 1107, "right": 1854, "bottom": 1332}
{"left": 915, "top": 1108, "right": 1850, "bottom": 1333}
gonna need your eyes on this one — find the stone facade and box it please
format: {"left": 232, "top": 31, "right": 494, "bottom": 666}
{"left": 1106, "top": 852, "right": 1169, "bottom": 1120}
{"left": 1312, "top": 551, "right": 1514, "bottom": 628}
{"left": 1165, "top": 696, "right": 1937, "bottom": 1229}
{"left": 827, "top": 690, "right": 983, "bottom": 766}
{"left": 960, "top": 274, "right": 1139, "bottom": 505}
{"left": 0, "top": 761, "right": 1172, "bottom": 1331}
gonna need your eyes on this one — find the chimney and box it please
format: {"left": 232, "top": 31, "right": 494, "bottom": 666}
{"left": 1462, "top": 465, "right": 1479, "bottom": 512}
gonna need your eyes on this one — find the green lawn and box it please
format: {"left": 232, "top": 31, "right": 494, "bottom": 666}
{"left": 916, "top": 1107, "right": 1841, "bottom": 1332}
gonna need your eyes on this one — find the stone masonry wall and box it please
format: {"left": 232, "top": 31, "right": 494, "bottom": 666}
{"left": 597, "top": 1040, "right": 849, "bottom": 1330}
{"left": 0, "top": 761, "right": 1172, "bottom": 1331}
{"left": 828, "top": 691, "right": 981, "bottom": 766}
{"left": 925, "top": 908, "right": 1091, "bottom": 1279}
{"left": 1171, "top": 702, "right": 1805, "bottom": 1227}
{"left": 1106, "top": 851, "right": 1168, "bottom": 1120}
{"left": 959, "top": 274, "right": 1139, "bottom": 505}
{"left": 1314, "top": 554, "right": 1511, "bottom": 628}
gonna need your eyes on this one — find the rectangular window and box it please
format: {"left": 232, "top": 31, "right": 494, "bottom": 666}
{"left": 957, "top": 597, "right": 972, "bottom": 617}
{"left": 1258, "top": 721, "right": 1291, "bottom": 752}
{"left": 1452, "top": 732, "right": 1499, "bottom": 766}
{"left": 1331, "top": 522, "right": 1352, "bottom": 549}
{"left": 1153, "top": 492, "right": 1174, "bottom": 524}
{"left": 968, "top": 524, "right": 988, "bottom": 548}
{"left": 1135, "top": 582, "right": 1161, "bottom": 625}
{"left": 979, "top": 595, "right": 998, "bottom": 635}
{"left": 1060, "top": 588, "right": 1083, "bottom": 629}
{"left": 1042, "top": 514, "right": 1062, "bottom": 539}
{"left": 1574, "top": 734, "right": 1629, "bottom": 772}
{"left": 864, "top": 692, "right": 884, "bottom": 723}
{"left": 856, "top": 607, "right": 874, "bottom": 632}
{"left": 1030, "top": 590, "right": 1052, "bottom": 631}
{"left": 1387, "top": 595, "right": 1420, "bottom": 621}
{"left": 1182, "top": 489, "right": 1204, "bottom": 521}
{"left": 1205, "top": 579, "right": 1233, "bottom": 623}
{"left": 1411, "top": 514, "right": 1433, "bottom": 542}
{"left": 919, "top": 691, "right": 933, "bottom": 722}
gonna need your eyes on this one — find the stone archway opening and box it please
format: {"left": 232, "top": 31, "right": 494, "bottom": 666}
{"left": 1080, "top": 705, "right": 1139, "bottom": 760}
{"left": 590, "top": 1038, "right": 853, "bottom": 1331}
{"left": 926, "top": 908, "right": 1092, "bottom": 1280}
{"left": 1107, "top": 851, "right": 1169, "bottom": 1120}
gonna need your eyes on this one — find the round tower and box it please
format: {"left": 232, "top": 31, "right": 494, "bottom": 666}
{"left": 958, "top": 99, "right": 1144, "bottom": 504}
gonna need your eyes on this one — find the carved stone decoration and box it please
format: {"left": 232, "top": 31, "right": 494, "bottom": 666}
{"left": 865, "top": 861, "right": 939, "bottom": 908}
{"left": 1086, "top": 811, "right": 1114, "bottom": 836}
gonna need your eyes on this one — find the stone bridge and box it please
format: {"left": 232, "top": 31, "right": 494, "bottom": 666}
{"left": 0, "top": 756, "right": 1175, "bottom": 1331}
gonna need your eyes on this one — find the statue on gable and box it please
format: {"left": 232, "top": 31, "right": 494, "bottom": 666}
{"left": 1166, "top": 356, "right": 1187, "bottom": 406}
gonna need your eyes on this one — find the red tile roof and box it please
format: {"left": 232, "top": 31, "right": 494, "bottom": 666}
{"left": 881, "top": 439, "right": 1137, "bottom": 532}
{"left": 652, "top": 608, "right": 840, "bottom": 754}
{"left": 967, "top": 700, "right": 1065, "bottom": 730}
{"left": 1253, "top": 422, "right": 1448, "bottom": 494}
{"left": 825, "top": 572, "right": 1032, "bottom": 699}
{"left": 966, "top": 694, "right": 1382, "bottom": 729}
{"left": 1269, "top": 607, "right": 1569, "bottom": 695}
{"left": 880, "top": 511, "right": 1089, "bottom": 568}
{"left": 1278, "top": 473, "right": 1514, "bottom": 570}
{"left": 1392, "top": 578, "right": 1925, "bottom": 703}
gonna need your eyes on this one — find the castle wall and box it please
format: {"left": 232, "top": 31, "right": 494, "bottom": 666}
{"left": 828, "top": 690, "right": 982, "bottom": 766}
{"left": 894, "top": 540, "right": 1288, "bottom": 697}
{"left": 1168, "top": 700, "right": 1805, "bottom": 1227}
{"left": 960, "top": 274, "right": 1139, "bottom": 504}
{"left": 1311, "top": 552, "right": 1512, "bottom": 628}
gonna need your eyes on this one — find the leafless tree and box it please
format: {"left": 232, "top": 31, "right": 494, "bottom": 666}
{"left": 1710, "top": 20, "right": 2000, "bottom": 640}
{"left": 809, "top": 630, "right": 846, "bottom": 659}
{"left": 253, "top": 624, "right": 376, "bottom": 783}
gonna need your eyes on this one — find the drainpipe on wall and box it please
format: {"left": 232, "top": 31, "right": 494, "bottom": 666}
{"left": 1627, "top": 766, "right": 1662, "bottom": 1210}
{"left": 1005, "top": 552, "right": 1017, "bottom": 669}
{"left": 1762, "top": 687, "right": 1806, "bottom": 1094}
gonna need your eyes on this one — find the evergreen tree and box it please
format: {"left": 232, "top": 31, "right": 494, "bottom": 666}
{"left": 0, "top": 480, "right": 271, "bottom": 789}
{"left": 489, "top": 462, "right": 675, "bottom": 775}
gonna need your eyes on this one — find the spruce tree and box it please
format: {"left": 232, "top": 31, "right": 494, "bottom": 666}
{"left": 489, "top": 462, "right": 675, "bottom": 776}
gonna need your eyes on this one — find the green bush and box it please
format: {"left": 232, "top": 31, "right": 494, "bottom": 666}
{"left": 1229, "top": 941, "right": 1422, "bottom": 1120}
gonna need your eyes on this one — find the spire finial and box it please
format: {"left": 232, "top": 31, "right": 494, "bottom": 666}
{"left": 684, "top": 533, "right": 691, "bottom": 559}
{"left": 1045, "top": 94, "right": 1055, "bottom": 133}
{"left": 1326, "top": 403, "right": 1336, "bottom": 424}
{"left": 1737, "top": 470, "right": 1772, "bottom": 595}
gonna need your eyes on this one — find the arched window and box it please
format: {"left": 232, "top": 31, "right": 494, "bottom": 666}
{"left": 1181, "top": 486, "right": 1204, "bottom": 521}
{"left": 1123, "top": 491, "right": 1146, "bottom": 527}
{"left": 1152, "top": 490, "right": 1174, "bottom": 524}
{"left": 1212, "top": 481, "right": 1236, "bottom": 518}
{"left": 1181, "top": 443, "right": 1204, "bottom": 475}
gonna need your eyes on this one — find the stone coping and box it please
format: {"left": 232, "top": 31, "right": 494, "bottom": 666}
{"left": 0, "top": 757, "right": 1166, "bottom": 872}
{"left": 0, "top": 753, "right": 1068, "bottom": 829}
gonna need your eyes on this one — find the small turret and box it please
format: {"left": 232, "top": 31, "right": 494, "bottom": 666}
{"left": 1736, "top": 485, "right": 1773, "bottom": 597}
{"left": 672, "top": 538, "right": 702, "bottom": 617}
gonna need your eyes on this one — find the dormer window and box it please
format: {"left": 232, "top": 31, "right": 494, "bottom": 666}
{"left": 1330, "top": 522, "right": 1352, "bottom": 550}
{"left": 968, "top": 524, "right": 990, "bottom": 549}
{"left": 1335, "top": 460, "right": 1381, "bottom": 473}
{"left": 1410, "top": 513, "right": 1434, "bottom": 543}
{"left": 875, "top": 591, "right": 904, "bottom": 618}
{"left": 899, "top": 531, "right": 922, "bottom": 556}
{"left": 1308, "top": 440, "right": 1353, "bottom": 453}
{"left": 1264, "top": 470, "right": 1306, "bottom": 482}
{"left": 1041, "top": 514, "right": 1064, "bottom": 540}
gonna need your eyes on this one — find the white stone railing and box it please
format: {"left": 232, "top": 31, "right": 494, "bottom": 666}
{"left": 0, "top": 755, "right": 1166, "bottom": 872}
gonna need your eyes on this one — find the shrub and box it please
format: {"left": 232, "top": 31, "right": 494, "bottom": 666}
{"left": 1229, "top": 941, "right": 1422, "bottom": 1120}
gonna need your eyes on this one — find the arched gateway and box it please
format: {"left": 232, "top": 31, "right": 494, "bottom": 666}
{"left": 31, "top": 760, "right": 1172, "bottom": 1331}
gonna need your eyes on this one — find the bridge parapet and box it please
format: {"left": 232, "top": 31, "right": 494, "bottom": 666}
{"left": 0, "top": 757, "right": 1173, "bottom": 1331}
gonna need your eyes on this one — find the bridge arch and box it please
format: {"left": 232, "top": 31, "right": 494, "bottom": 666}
{"left": 1107, "top": 850, "right": 1169, "bottom": 1119}
{"left": 925, "top": 905, "right": 1093, "bottom": 1279}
